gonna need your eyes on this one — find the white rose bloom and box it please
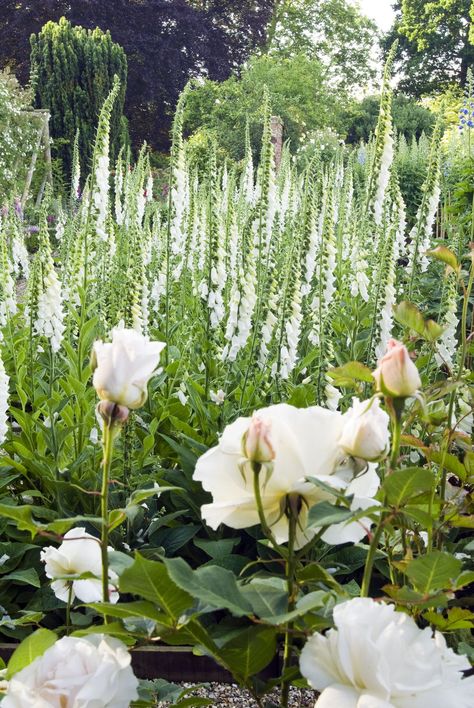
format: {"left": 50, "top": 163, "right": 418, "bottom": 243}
{"left": 194, "top": 404, "right": 380, "bottom": 548}
{"left": 300, "top": 598, "right": 474, "bottom": 708}
{"left": 92, "top": 326, "right": 165, "bottom": 409}
{"left": 40, "top": 527, "right": 118, "bottom": 604}
{"left": 339, "top": 397, "right": 390, "bottom": 461}
{"left": 3, "top": 634, "right": 139, "bottom": 708}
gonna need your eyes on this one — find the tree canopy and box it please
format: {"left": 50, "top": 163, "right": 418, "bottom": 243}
{"left": 386, "top": 0, "right": 474, "bottom": 96}
{"left": 0, "top": 0, "right": 274, "bottom": 151}
{"left": 265, "top": 0, "right": 377, "bottom": 91}
{"left": 30, "top": 17, "right": 127, "bottom": 176}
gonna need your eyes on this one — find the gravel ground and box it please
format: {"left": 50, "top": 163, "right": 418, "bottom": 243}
{"left": 160, "top": 682, "right": 318, "bottom": 707}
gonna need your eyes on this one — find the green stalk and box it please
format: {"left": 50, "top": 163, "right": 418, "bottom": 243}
{"left": 66, "top": 583, "right": 73, "bottom": 636}
{"left": 361, "top": 398, "right": 402, "bottom": 596}
{"left": 252, "top": 463, "right": 280, "bottom": 553}
{"left": 360, "top": 522, "right": 384, "bottom": 598}
{"left": 281, "top": 497, "right": 298, "bottom": 708}
{"left": 100, "top": 420, "right": 114, "bottom": 609}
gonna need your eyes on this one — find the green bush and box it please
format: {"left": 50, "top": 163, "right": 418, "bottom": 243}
{"left": 30, "top": 17, "right": 128, "bottom": 181}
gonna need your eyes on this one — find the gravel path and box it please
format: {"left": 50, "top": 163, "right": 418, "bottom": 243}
{"left": 160, "top": 682, "right": 318, "bottom": 707}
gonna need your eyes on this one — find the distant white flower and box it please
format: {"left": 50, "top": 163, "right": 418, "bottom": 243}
{"left": 35, "top": 265, "right": 64, "bottom": 353}
{"left": 40, "top": 527, "right": 118, "bottom": 604}
{"left": 210, "top": 389, "right": 225, "bottom": 405}
{"left": 3, "top": 634, "right": 139, "bottom": 708}
{"left": 0, "top": 353, "right": 9, "bottom": 445}
{"left": 176, "top": 384, "right": 188, "bottom": 406}
{"left": 300, "top": 597, "right": 474, "bottom": 708}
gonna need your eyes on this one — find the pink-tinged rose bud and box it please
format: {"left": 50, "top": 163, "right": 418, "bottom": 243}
{"left": 242, "top": 416, "right": 275, "bottom": 463}
{"left": 373, "top": 339, "right": 421, "bottom": 398}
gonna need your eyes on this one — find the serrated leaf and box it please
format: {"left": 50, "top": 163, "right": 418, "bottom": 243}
{"left": 394, "top": 301, "right": 443, "bottom": 342}
{"left": 328, "top": 362, "right": 374, "bottom": 387}
{"left": 119, "top": 554, "right": 193, "bottom": 620}
{"left": 307, "top": 501, "right": 353, "bottom": 528}
{"left": 382, "top": 584, "right": 449, "bottom": 609}
{"left": 164, "top": 558, "right": 253, "bottom": 617}
{"left": 219, "top": 626, "right": 277, "bottom": 680}
{"left": 87, "top": 601, "right": 173, "bottom": 627}
{"left": 405, "top": 551, "right": 462, "bottom": 593}
{"left": 383, "top": 468, "right": 435, "bottom": 506}
{"left": 423, "top": 607, "right": 474, "bottom": 631}
{"left": 1, "top": 568, "right": 40, "bottom": 588}
{"left": 240, "top": 578, "right": 288, "bottom": 620}
{"left": 426, "top": 246, "right": 460, "bottom": 272}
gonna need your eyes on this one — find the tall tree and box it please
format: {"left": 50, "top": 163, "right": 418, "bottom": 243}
{"left": 386, "top": 0, "right": 474, "bottom": 96}
{"left": 0, "top": 1, "right": 274, "bottom": 152}
{"left": 30, "top": 17, "right": 127, "bottom": 176}
{"left": 263, "top": 0, "right": 378, "bottom": 92}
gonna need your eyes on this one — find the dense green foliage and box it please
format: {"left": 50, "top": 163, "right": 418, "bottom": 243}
{"left": 386, "top": 0, "right": 474, "bottom": 96}
{"left": 0, "top": 0, "right": 274, "bottom": 152}
{"left": 342, "top": 94, "right": 435, "bottom": 144}
{"left": 30, "top": 17, "right": 127, "bottom": 177}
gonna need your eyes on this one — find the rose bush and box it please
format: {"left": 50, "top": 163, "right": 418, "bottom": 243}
{"left": 3, "top": 634, "right": 139, "bottom": 707}
{"left": 300, "top": 597, "right": 474, "bottom": 708}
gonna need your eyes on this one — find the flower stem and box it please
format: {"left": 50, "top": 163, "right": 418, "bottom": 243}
{"left": 100, "top": 420, "right": 114, "bottom": 609}
{"left": 252, "top": 463, "right": 280, "bottom": 553}
{"left": 66, "top": 583, "right": 73, "bottom": 635}
{"left": 281, "top": 497, "right": 298, "bottom": 708}
{"left": 361, "top": 398, "right": 402, "bottom": 596}
{"left": 360, "top": 522, "right": 384, "bottom": 598}
{"left": 388, "top": 400, "right": 403, "bottom": 472}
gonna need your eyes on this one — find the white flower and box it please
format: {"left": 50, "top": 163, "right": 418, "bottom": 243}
{"left": 210, "top": 389, "right": 225, "bottom": 405}
{"left": 176, "top": 384, "right": 188, "bottom": 406}
{"left": 194, "top": 404, "right": 380, "bottom": 548}
{"left": 340, "top": 398, "right": 390, "bottom": 461}
{"left": 35, "top": 265, "right": 64, "bottom": 353}
{"left": 300, "top": 597, "right": 474, "bottom": 708}
{"left": 3, "top": 634, "right": 139, "bottom": 708}
{"left": 0, "top": 353, "right": 9, "bottom": 445}
{"left": 373, "top": 339, "right": 421, "bottom": 398}
{"left": 92, "top": 326, "right": 165, "bottom": 409}
{"left": 40, "top": 527, "right": 118, "bottom": 604}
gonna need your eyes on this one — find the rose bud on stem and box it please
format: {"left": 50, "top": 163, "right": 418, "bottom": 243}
{"left": 92, "top": 327, "right": 165, "bottom": 607}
